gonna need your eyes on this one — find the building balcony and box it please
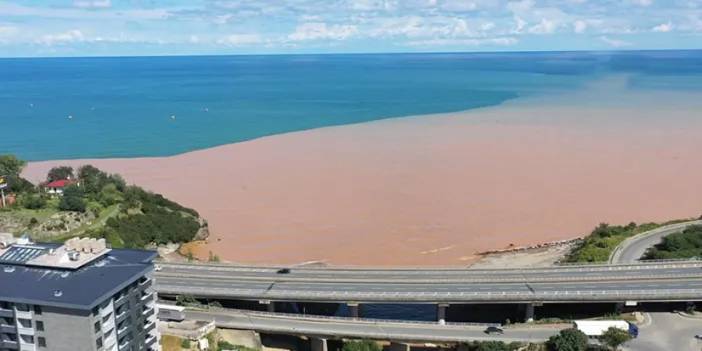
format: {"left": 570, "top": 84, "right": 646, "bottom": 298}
{"left": 102, "top": 316, "right": 115, "bottom": 331}
{"left": 144, "top": 334, "right": 157, "bottom": 347}
{"left": 115, "top": 309, "right": 128, "bottom": 322}
{"left": 116, "top": 323, "right": 129, "bottom": 336}
{"left": 117, "top": 338, "right": 130, "bottom": 349}
{"left": 113, "top": 294, "right": 128, "bottom": 307}
{"left": 142, "top": 306, "right": 155, "bottom": 319}
{"left": 139, "top": 276, "right": 152, "bottom": 286}
{"left": 0, "top": 307, "right": 14, "bottom": 318}
{"left": 143, "top": 321, "right": 155, "bottom": 334}
{"left": 13, "top": 309, "right": 31, "bottom": 320}
{"left": 140, "top": 291, "right": 154, "bottom": 302}
{"left": 103, "top": 333, "right": 116, "bottom": 349}
{"left": 0, "top": 324, "right": 17, "bottom": 334}
{"left": 0, "top": 340, "right": 19, "bottom": 350}
{"left": 16, "top": 326, "right": 33, "bottom": 336}
{"left": 100, "top": 303, "right": 114, "bottom": 318}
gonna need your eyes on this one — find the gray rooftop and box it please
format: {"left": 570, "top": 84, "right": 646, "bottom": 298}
{"left": 0, "top": 243, "right": 156, "bottom": 310}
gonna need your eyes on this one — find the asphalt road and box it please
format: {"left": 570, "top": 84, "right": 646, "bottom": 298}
{"left": 609, "top": 221, "right": 702, "bottom": 351}
{"left": 155, "top": 275, "right": 702, "bottom": 303}
{"left": 158, "top": 261, "right": 702, "bottom": 284}
{"left": 610, "top": 220, "right": 702, "bottom": 264}
{"left": 184, "top": 309, "right": 562, "bottom": 343}
{"left": 623, "top": 312, "right": 702, "bottom": 351}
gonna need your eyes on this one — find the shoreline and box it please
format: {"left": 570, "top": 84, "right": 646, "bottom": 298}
{"left": 22, "top": 87, "right": 702, "bottom": 266}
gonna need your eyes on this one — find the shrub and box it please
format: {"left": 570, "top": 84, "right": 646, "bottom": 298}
{"left": 547, "top": 328, "right": 588, "bottom": 351}
{"left": 58, "top": 185, "right": 86, "bottom": 212}
{"left": 181, "top": 339, "right": 191, "bottom": 348}
{"left": 643, "top": 225, "right": 702, "bottom": 260}
{"left": 600, "top": 327, "right": 631, "bottom": 350}
{"left": 19, "top": 194, "right": 47, "bottom": 210}
{"left": 98, "top": 183, "right": 124, "bottom": 206}
{"left": 342, "top": 340, "right": 381, "bottom": 351}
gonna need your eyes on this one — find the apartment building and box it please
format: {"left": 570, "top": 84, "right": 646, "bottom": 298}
{"left": 0, "top": 235, "right": 159, "bottom": 351}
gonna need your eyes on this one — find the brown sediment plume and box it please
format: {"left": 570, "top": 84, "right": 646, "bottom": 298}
{"left": 23, "top": 103, "right": 702, "bottom": 266}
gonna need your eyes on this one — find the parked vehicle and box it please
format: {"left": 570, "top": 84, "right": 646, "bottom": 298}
{"left": 484, "top": 326, "right": 504, "bottom": 335}
{"left": 156, "top": 303, "right": 185, "bottom": 322}
{"left": 573, "top": 320, "right": 638, "bottom": 338}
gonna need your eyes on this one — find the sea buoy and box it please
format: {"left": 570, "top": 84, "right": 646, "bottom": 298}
{"left": 68, "top": 115, "right": 73, "bottom": 119}
{"left": 170, "top": 115, "right": 176, "bottom": 120}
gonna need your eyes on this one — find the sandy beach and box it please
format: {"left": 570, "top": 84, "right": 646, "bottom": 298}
{"left": 23, "top": 90, "right": 702, "bottom": 266}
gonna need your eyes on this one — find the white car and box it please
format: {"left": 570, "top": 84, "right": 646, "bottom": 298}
{"left": 154, "top": 264, "right": 162, "bottom": 272}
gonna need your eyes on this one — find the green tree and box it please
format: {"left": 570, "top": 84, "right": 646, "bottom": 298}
{"left": 0, "top": 154, "right": 25, "bottom": 177}
{"left": 98, "top": 183, "right": 124, "bottom": 206}
{"left": 58, "top": 185, "right": 86, "bottom": 212}
{"left": 181, "top": 339, "right": 191, "bottom": 348}
{"left": 47, "top": 166, "right": 74, "bottom": 182}
{"left": 342, "top": 340, "right": 381, "bottom": 351}
{"left": 547, "top": 328, "right": 588, "bottom": 351}
{"left": 600, "top": 327, "right": 631, "bottom": 350}
{"left": 77, "top": 165, "right": 109, "bottom": 195}
{"left": 0, "top": 155, "right": 34, "bottom": 193}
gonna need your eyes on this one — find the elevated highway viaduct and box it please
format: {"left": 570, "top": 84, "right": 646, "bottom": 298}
{"left": 154, "top": 260, "right": 702, "bottom": 323}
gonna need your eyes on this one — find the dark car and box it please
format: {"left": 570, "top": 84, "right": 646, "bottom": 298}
{"left": 484, "top": 326, "right": 504, "bottom": 335}
{"left": 276, "top": 268, "right": 291, "bottom": 274}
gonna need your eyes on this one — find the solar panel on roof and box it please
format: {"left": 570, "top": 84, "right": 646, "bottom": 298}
{"left": 0, "top": 245, "right": 46, "bottom": 264}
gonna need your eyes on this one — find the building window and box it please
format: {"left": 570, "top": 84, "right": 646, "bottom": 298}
{"left": 38, "top": 337, "right": 46, "bottom": 348}
{"left": 36, "top": 321, "right": 44, "bottom": 331}
{"left": 96, "top": 336, "right": 103, "bottom": 348}
{"left": 34, "top": 306, "right": 42, "bottom": 315}
{"left": 94, "top": 321, "right": 101, "bottom": 333}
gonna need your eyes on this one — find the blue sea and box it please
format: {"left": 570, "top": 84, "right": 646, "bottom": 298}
{"left": 2, "top": 50, "right": 701, "bottom": 161}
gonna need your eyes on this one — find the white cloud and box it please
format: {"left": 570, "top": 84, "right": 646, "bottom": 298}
{"left": 506, "top": 0, "right": 534, "bottom": 13}
{"left": 600, "top": 36, "right": 632, "bottom": 47}
{"left": 512, "top": 16, "right": 527, "bottom": 34}
{"left": 629, "top": 0, "right": 653, "bottom": 6}
{"left": 573, "top": 20, "right": 587, "bottom": 33}
{"left": 72, "top": 0, "right": 111, "bottom": 9}
{"left": 652, "top": 22, "right": 673, "bottom": 32}
{"left": 217, "top": 34, "right": 263, "bottom": 46}
{"left": 0, "top": 25, "right": 17, "bottom": 43}
{"left": 37, "top": 30, "right": 85, "bottom": 45}
{"left": 406, "top": 37, "right": 517, "bottom": 46}
{"left": 288, "top": 22, "right": 358, "bottom": 41}
{"left": 528, "top": 18, "right": 557, "bottom": 34}
{"left": 348, "top": 0, "right": 397, "bottom": 12}
{"left": 439, "top": 1, "right": 478, "bottom": 12}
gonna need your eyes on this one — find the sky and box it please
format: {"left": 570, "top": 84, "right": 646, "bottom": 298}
{"left": 0, "top": 0, "right": 700, "bottom": 57}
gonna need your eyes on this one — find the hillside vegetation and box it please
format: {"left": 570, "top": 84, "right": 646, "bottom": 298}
{"left": 0, "top": 154, "right": 205, "bottom": 249}
{"left": 644, "top": 225, "right": 702, "bottom": 260}
{"left": 564, "top": 222, "right": 661, "bottom": 263}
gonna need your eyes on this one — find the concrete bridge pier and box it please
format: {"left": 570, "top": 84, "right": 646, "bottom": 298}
{"left": 260, "top": 300, "right": 275, "bottom": 312}
{"left": 389, "top": 342, "right": 410, "bottom": 351}
{"left": 524, "top": 303, "right": 535, "bottom": 322}
{"left": 437, "top": 303, "right": 449, "bottom": 325}
{"left": 347, "top": 303, "right": 360, "bottom": 318}
{"left": 310, "top": 337, "right": 328, "bottom": 351}
{"left": 614, "top": 302, "right": 624, "bottom": 314}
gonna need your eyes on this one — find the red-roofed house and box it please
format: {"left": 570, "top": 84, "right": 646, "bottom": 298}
{"left": 45, "top": 179, "right": 77, "bottom": 195}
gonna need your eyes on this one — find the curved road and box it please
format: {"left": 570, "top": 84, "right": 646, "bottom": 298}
{"left": 609, "top": 220, "right": 702, "bottom": 351}
{"left": 610, "top": 220, "right": 702, "bottom": 264}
